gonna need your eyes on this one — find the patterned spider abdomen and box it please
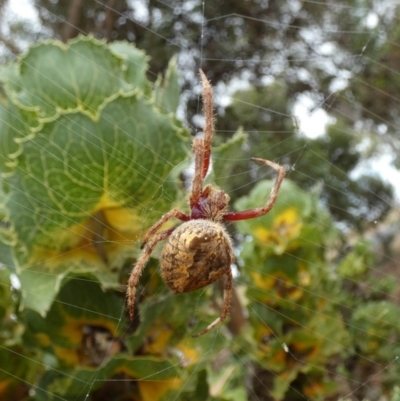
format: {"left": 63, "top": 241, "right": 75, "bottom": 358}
{"left": 160, "top": 219, "right": 234, "bottom": 294}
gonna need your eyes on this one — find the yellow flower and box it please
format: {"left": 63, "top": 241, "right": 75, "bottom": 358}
{"left": 254, "top": 208, "right": 302, "bottom": 252}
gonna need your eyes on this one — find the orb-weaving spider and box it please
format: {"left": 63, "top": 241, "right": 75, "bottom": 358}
{"left": 127, "top": 70, "right": 286, "bottom": 337}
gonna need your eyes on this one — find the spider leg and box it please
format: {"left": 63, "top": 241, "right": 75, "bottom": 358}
{"left": 190, "top": 137, "right": 205, "bottom": 209}
{"left": 141, "top": 209, "right": 189, "bottom": 249}
{"left": 192, "top": 268, "right": 233, "bottom": 338}
{"left": 224, "top": 158, "right": 286, "bottom": 221}
{"left": 128, "top": 228, "right": 174, "bottom": 320}
{"left": 189, "top": 71, "right": 215, "bottom": 209}
{"left": 199, "top": 69, "right": 214, "bottom": 179}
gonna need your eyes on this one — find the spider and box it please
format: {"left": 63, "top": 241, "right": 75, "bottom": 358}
{"left": 127, "top": 70, "right": 286, "bottom": 337}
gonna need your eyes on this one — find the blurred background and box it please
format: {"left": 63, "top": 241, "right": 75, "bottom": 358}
{"left": 1, "top": 1, "right": 400, "bottom": 400}
{"left": 2, "top": 0, "right": 400, "bottom": 228}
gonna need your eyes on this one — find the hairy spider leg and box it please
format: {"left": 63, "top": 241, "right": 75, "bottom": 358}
{"left": 199, "top": 69, "right": 214, "bottom": 179}
{"left": 190, "top": 137, "right": 205, "bottom": 210}
{"left": 128, "top": 228, "right": 175, "bottom": 320}
{"left": 224, "top": 158, "right": 286, "bottom": 221}
{"left": 192, "top": 268, "right": 233, "bottom": 338}
{"left": 140, "top": 210, "right": 190, "bottom": 248}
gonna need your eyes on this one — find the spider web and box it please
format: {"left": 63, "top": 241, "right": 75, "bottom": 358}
{"left": 0, "top": 1, "right": 400, "bottom": 400}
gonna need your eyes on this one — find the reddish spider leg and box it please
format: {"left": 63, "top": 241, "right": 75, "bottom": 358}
{"left": 199, "top": 69, "right": 214, "bottom": 179}
{"left": 140, "top": 209, "right": 190, "bottom": 248}
{"left": 224, "top": 158, "right": 286, "bottom": 221}
{"left": 193, "top": 268, "right": 233, "bottom": 338}
{"left": 128, "top": 228, "right": 174, "bottom": 320}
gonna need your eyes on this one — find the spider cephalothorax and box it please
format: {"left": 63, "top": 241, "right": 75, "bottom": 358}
{"left": 190, "top": 184, "right": 230, "bottom": 222}
{"left": 127, "top": 69, "right": 286, "bottom": 337}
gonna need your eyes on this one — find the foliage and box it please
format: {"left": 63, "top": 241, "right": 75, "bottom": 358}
{"left": 0, "top": 36, "right": 188, "bottom": 315}
{"left": 1, "top": 0, "right": 399, "bottom": 229}
{"left": 217, "top": 87, "right": 394, "bottom": 229}
{"left": 0, "top": 37, "right": 399, "bottom": 401}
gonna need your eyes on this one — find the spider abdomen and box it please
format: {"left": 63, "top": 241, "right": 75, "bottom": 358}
{"left": 160, "top": 219, "right": 234, "bottom": 294}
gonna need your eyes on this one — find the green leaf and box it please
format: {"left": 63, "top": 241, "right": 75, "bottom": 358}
{"left": 349, "top": 301, "right": 400, "bottom": 357}
{"left": 0, "top": 38, "right": 190, "bottom": 317}
{"left": 193, "top": 369, "right": 210, "bottom": 401}
{"left": 109, "top": 40, "right": 150, "bottom": 94}
{"left": 0, "top": 265, "right": 12, "bottom": 321}
{"left": 7, "top": 94, "right": 187, "bottom": 251}
{"left": 154, "top": 55, "right": 180, "bottom": 114}
{"left": 337, "top": 239, "right": 373, "bottom": 278}
{"left": 1, "top": 36, "right": 141, "bottom": 118}
{"left": 0, "top": 346, "right": 38, "bottom": 400}
{"left": 23, "top": 276, "right": 125, "bottom": 360}
{"left": 35, "top": 355, "right": 181, "bottom": 401}
{"left": 235, "top": 179, "right": 313, "bottom": 255}
{"left": 212, "top": 128, "right": 247, "bottom": 189}
{"left": 0, "top": 94, "right": 40, "bottom": 175}
{"left": 19, "top": 269, "right": 62, "bottom": 316}
{"left": 390, "top": 386, "right": 400, "bottom": 401}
